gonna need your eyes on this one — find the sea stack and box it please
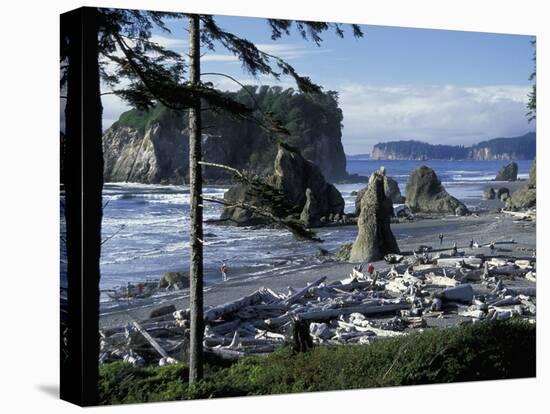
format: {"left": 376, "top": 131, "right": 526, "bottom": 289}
{"left": 354, "top": 168, "right": 405, "bottom": 215}
{"left": 221, "top": 144, "right": 345, "bottom": 226}
{"left": 495, "top": 162, "right": 518, "bottom": 181}
{"left": 405, "top": 165, "right": 469, "bottom": 216}
{"left": 349, "top": 171, "right": 400, "bottom": 262}
{"left": 506, "top": 159, "right": 536, "bottom": 209}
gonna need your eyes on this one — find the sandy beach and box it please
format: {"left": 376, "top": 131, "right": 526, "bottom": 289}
{"left": 99, "top": 209, "right": 535, "bottom": 329}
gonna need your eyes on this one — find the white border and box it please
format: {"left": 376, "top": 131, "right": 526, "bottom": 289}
{"left": 1, "top": 0, "right": 547, "bottom": 413}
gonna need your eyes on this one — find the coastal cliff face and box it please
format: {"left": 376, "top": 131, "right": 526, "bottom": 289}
{"left": 370, "top": 132, "right": 536, "bottom": 160}
{"left": 102, "top": 86, "right": 348, "bottom": 184}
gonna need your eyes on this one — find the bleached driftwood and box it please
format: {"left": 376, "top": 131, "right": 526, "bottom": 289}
{"left": 204, "top": 289, "right": 267, "bottom": 322}
{"left": 436, "top": 284, "right": 474, "bottom": 303}
{"left": 437, "top": 257, "right": 483, "bottom": 267}
{"left": 425, "top": 273, "right": 459, "bottom": 287}
{"left": 282, "top": 276, "right": 327, "bottom": 306}
{"left": 525, "top": 271, "right": 536, "bottom": 282}
{"left": 132, "top": 321, "right": 172, "bottom": 360}
{"left": 501, "top": 210, "right": 535, "bottom": 219}
{"left": 296, "top": 303, "right": 410, "bottom": 322}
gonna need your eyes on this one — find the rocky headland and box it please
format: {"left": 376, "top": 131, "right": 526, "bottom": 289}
{"left": 371, "top": 132, "right": 535, "bottom": 160}
{"left": 102, "top": 87, "right": 351, "bottom": 184}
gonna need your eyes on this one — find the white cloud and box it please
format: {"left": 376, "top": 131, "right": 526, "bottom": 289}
{"left": 337, "top": 84, "right": 533, "bottom": 154}
{"left": 201, "top": 42, "right": 330, "bottom": 64}
{"left": 148, "top": 34, "right": 186, "bottom": 51}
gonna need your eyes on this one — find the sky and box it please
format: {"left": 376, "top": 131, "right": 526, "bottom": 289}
{"left": 99, "top": 14, "right": 536, "bottom": 155}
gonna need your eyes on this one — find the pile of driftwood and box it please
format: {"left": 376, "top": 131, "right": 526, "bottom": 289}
{"left": 99, "top": 248, "right": 536, "bottom": 367}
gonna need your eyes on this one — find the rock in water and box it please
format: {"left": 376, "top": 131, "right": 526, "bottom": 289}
{"left": 495, "top": 162, "right": 518, "bottom": 181}
{"left": 497, "top": 187, "right": 510, "bottom": 201}
{"left": 159, "top": 271, "right": 190, "bottom": 290}
{"left": 221, "top": 145, "right": 345, "bottom": 226}
{"left": 506, "top": 159, "right": 536, "bottom": 210}
{"left": 483, "top": 187, "right": 496, "bottom": 200}
{"left": 349, "top": 172, "right": 400, "bottom": 262}
{"left": 405, "top": 166, "right": 469, "bottom": 215}
{"left": 384, "top": 176, "right": 406, "bottom": 204}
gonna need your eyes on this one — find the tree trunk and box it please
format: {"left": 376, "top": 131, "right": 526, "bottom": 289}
{"left": 61, "top": 7, "right": 103, "bottom": 406}
{"left": 187, "top": 14, "right": 205, "bottom": 383}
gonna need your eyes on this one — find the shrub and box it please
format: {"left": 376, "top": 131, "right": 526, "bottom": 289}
{"left": 99, "top": 319, "right": 535, "bottom": 404}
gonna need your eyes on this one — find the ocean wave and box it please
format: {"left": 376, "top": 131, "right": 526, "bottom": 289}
{"left": 449, "top": 174, "right": 496, "bottom": 182}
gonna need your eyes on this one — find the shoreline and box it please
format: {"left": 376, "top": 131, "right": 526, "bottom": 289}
{"left": 99, "top": 210, "right": 535, "bottom": 329}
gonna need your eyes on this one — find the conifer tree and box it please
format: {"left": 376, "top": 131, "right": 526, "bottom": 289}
{"left": 182, "top": 14, "right": 363, "bottom": 382}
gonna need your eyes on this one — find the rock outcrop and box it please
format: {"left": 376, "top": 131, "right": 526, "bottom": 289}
{"left": 354, "top": 171, "right": 405, "bottom": 215}
{"left": 497, "top": 187, "right": 510, "bottom": 202}
{"left": 495, "top": 162, "right": 518, "bottom": 181}
{"left": 483, "top": 187, "right": 496, "bottom": 200}
{"left": 221, "top": 145, "right": 345, "bottom": 226}
{"left": 506, "top": 159, "right": 536, "bottom": 210}
{"left": 103, "top": 87, "right": 350, "bottom": 184}
{"left": 159, "top": 271, "right": 190, "bottom": 290}
{"left": 405, "top": 166, "right": 469, "bottom": 216}
{"left": 349, "top": 172, "right": 400, "bottom": 262}
{"left": 507, "top": 187, "right": 536, "bottom": 210}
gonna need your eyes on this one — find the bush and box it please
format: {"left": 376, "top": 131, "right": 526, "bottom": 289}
{"left": 99, "top": 319, "right": 535, "bottom": 404}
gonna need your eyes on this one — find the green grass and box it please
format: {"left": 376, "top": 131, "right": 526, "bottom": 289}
{"left": 99, "top": 319, "right": 535, "bottom": 404}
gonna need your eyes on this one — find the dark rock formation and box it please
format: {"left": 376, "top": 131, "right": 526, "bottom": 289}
{"left": 405, "top": 166, "right": 469, "bottom": 215}
{"left": 384, "top": 175, "right": 406, "bottom": 204}
{"left": 354, "top": 170, "right": 405, "bottom": 215}
{"left": 159, "top": 271, "right": 190, "bottom": 290}
{"left": 483, "top": 187, "right": 496, "bottom": 200}
{"left": 506, "top": 187, "right": 536, "bottom": 210}
{"left": 103, "top": 87, "right": 350, "bottom": 184}
{"left": 497, "top": 187, "right": 510, "bottom": 201}
{"left": 349, "top": 172, "right": 400, "bottom": 262}
{"left": 495, "top": 162, "right": 518, "bottom": 181}
{"left": 221, "top": 145, "right": 345, "bottom": 226}
{"left": 506, "top": 159, "right": 536, "bottom": 210}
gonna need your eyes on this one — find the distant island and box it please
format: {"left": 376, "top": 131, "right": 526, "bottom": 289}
{"left": 346, "top": 153, "right": 371, "bottom": 160}
{"left": 370, "top": 132, "right": 535, "bottom": 160}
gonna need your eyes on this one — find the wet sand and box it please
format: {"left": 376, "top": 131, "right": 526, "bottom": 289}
{"left": 99, "top": 210, "right": 535, "bottom": 329}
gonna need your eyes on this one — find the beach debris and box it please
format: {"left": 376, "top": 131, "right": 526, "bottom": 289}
{"left": 384, "top": 254, "right": 404, "bottom": 264}
{"left": 149, "top": 305, "right": 176, "bottom": 319}
{"left": 99, "top": 247, "right": 536, "bottom": 366}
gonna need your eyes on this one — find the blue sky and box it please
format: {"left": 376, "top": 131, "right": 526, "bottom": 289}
{"left": 101, "top": 14, "right": 535, "bottom": 154}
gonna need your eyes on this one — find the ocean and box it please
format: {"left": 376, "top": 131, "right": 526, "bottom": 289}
{"left": 60, "top": 159, "right": 533, "bottom": 305}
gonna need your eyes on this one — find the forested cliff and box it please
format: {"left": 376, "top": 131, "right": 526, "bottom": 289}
{"left": 371, "top": 132, "right": 536, "bottom": 160}
{"left": 102, "top": 86, "right": 348, "bottom": 184}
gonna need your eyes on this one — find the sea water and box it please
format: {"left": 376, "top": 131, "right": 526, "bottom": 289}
{"left": 63, "top": 159, "right": 533, "bottom": 301}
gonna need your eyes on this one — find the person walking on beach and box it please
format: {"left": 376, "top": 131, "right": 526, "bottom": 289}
{"left": 439, "top": 233, "right": 444, "bottom": 245}
{"left": 469, "top": 239, "right": 474, "bottom": 249}
{"left": 220, "top": 261, "right": 229, "bottom": 281}
{"left": 367, "top": 263, "right": 375, "bottom": 276}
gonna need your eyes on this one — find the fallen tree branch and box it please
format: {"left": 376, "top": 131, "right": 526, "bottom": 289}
{"left": 202, "top": 195, "right": 322, "bottom": 242}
